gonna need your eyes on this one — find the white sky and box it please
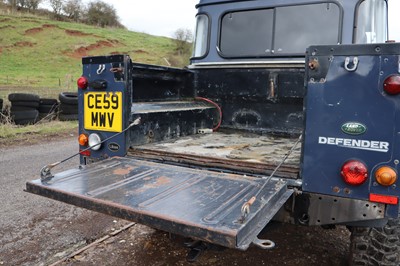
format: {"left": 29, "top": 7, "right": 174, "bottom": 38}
{"left": 84, "top": 0, "right": 198, "bottom": 37}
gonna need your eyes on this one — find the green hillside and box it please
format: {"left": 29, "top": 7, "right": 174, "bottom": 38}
{"left": 0, "top": 14, "right": 178, "bottom": 99}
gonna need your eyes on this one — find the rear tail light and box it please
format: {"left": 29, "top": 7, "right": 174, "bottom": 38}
{"left": 77, "top": 76, "right": 88, "bottom": 89}
{"left": 383, "top": 75, "right": 400, "bottom": 95}
{"left": 341, "top": 160, "right": 368, "bottom": 186}
{"left": 374, "top": 166, "right": 397, "bottom": 186}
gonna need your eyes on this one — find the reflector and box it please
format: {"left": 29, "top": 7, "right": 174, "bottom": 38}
{"left": 79, "top": 150, "right": 91, "bottom": 156}
{"left": 341, "top": 160, "right": 368, "bottom": 186}
{"left": 383, "top": 75, "right": 400, "bottom": 95}
{"left": 370, "top": 194, "right": 398, "bottom": 205}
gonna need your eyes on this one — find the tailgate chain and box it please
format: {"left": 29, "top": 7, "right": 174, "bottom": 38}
{"left": 240, "top": 134, "right": 302, "bottom": 222}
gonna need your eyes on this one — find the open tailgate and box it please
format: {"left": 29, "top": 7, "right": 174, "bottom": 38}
{"left": 26, "top": 157, "right": 293, "bottom": 250}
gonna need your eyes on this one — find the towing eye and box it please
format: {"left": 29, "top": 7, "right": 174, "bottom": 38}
{"left": 40, "top": 117, "right": 141, "bottom": 182}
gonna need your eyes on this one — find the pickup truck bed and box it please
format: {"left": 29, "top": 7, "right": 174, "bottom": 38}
{"left": 129, "top": 131, "right": 301, "bottom": 178}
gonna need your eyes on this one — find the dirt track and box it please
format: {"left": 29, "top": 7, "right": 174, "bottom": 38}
{"left": 0, "top": 137, "right": 350, "bottom": 266}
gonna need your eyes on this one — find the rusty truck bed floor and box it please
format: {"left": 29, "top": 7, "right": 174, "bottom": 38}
{"left": 129, "top": 131, "right": 301, "bottom": 178}
{"left": 26, "top": 157, "right": 293, "bottom": 250}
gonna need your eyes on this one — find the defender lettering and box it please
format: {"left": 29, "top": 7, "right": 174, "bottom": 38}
{"left": 318, "top": 136, "right": 389, "bottom": 152}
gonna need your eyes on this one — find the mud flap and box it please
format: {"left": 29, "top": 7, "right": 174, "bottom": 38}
{"left": 26, "top": 157, "right": 293, "bottom": 250}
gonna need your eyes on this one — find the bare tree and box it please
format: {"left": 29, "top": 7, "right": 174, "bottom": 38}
{"left": 85, "top": 0, "right": 123, "bottom": 28}
{"left": 48, "top": 0, "right": 63, "bottom": 16}
{"left": 173, "top": 28, "right": 193, "bottom": 55}
{"left": 25, "top": 0, "right": 41, "bottom": 10}
{"left": 63, "top": 0, "right": 82, "bottom": 21}
{"left": 16, "top": 0, "right": 26, "bottom": 8}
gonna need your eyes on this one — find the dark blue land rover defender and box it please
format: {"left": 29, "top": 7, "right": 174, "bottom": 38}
{"left": 27, "top": 0, "right": 400, "bottom": 264}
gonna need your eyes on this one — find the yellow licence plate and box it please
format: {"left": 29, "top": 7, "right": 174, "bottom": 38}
{"left": 84, "top": 92, "right": 123, "bottom": 132}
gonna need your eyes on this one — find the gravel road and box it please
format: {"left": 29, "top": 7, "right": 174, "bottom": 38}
{"left": 0, "top": 137, "right": 350, "bottom": 266}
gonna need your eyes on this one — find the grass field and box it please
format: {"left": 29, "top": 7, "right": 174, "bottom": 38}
{"left": 0, "top": 12, "right": 179, "bottom": 101}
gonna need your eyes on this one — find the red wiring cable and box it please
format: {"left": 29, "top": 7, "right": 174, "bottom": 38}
{"left": 195, "top": 97, "right": 222, "bottom": 132}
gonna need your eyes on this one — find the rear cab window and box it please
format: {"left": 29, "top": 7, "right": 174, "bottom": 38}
{"left": 219, "top": 3, "right": 342, "bottom": 58}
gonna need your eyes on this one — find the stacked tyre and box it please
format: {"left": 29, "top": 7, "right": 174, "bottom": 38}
{"left": 38, "top": 98, "right": 59, "bottom": 121}
{"left": 59, "top": 92, "right": 78, "bottom": 121}
{"left": 9, "top": 93, "right": 40, "bottom": 125}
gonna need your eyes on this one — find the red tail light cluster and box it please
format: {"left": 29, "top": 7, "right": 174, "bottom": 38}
{"left": 383, "top": 75, "right": 400, "bottom": 95}
{"left": 341, "top": 160, "right": 368, "bottom": 186}
{"left": 77, "top": 76, "right": 88, "bottom": 90}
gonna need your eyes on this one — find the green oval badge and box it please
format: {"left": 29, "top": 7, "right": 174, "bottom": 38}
{"left": 341, "top": 122, "right": 367, "bottom": 135}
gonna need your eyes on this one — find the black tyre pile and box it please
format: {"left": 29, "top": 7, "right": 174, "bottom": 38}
{"left": 39, "top": 98, "right": 59, "bottom": 120}
{"left": 9, "top": 93, "right": 40, "bottom": 125}
{"left": 3, "top": 92, "right": 78, "bottom": 125}
{"left": 59, "top": 92, "right": 78, "bottom": 121}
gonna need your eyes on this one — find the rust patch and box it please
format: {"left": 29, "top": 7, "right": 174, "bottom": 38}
{"left": 141, "top": 176, "right": 171, "bottom": 189}
{"left": 25, "top": 27, "right": 43, "bottom": 35}
{"left": 113, "top": 166, "right": 134, "bottom": 176}
{"left": 155, "top": 176, "right": 172, "bottom": 186}
{"left": 133, "top": 176, "right": 172, "bottom": 194}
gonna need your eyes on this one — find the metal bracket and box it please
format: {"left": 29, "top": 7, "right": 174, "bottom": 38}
{"left": 40, "top": 162, "right": 60, "bottom": 182}
{"left": 344, "top": 57, "right": 359, "bottom": 72}
{"left": 96, "top": 64, "right": 106, "bottom": 75}
{"left": 239, "top": 196, "right": 256, "bottom": 223}
{"left": 252, "top": 237, "right": 275, "bottom": 250}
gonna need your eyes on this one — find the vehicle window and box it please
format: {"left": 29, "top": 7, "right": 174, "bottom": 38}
{"left": 219, "top": 3, "right": 341, "bottom": 57}
{"left": 220, "top": 9, "right": 274, "bottom": 57}
{"left": 193, "top": 15, "right": 209, "bottom": 58}
{"left": 274, "top": 4, "right": 340, "bottom": 54}
{"left": 355, "top": 0, "right": 387, "bottom": 43}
